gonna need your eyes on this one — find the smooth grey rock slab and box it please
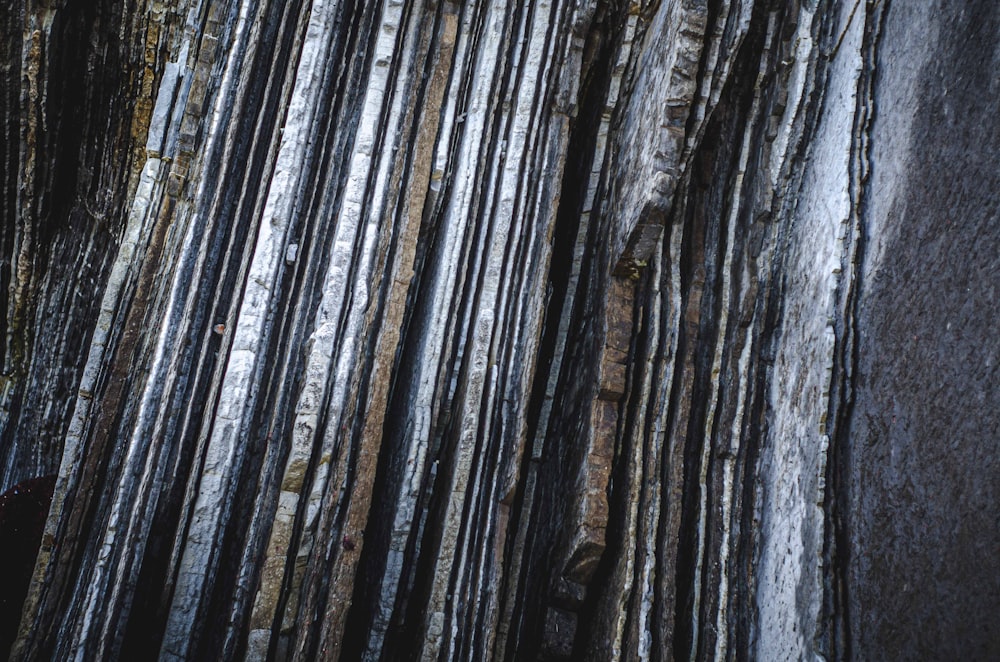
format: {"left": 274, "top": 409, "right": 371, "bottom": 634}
{"left": 846, "top": 2, "right": 1000, "bottom": 658}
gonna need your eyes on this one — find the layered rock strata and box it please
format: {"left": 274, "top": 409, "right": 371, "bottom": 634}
{"left": 1, "top": 0, "right": 997, "bottom": 660}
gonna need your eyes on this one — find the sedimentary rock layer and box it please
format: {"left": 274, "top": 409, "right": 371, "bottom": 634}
{"left": 1, "top": 0, "right": 996, "bottom": 660}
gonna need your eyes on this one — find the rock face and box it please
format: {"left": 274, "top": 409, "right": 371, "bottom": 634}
{"left": 1, "top": 0, "right": 997, "bottom": 660}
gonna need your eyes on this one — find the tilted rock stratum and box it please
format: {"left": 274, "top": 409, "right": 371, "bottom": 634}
{"left": 1, "top": 0, "right": 997, "bottom": 659}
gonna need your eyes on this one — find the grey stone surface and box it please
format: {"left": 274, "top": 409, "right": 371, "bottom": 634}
{"left": 846, "top": 2, "right": 1000, "bottom": 658}
{"left": 1, "top": 0, "right": 996, "bottom": 660}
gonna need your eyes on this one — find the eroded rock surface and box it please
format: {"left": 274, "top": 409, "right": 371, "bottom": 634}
{"left": 1, "top": 0, "right": 996, "bottom": 660}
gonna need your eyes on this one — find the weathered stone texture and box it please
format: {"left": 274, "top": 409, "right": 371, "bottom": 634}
{"left": 1, "top": 0, "right": 997, "bottom": 660}
{"left": 844, "top": 3, "right": 1000, "bottom": 659}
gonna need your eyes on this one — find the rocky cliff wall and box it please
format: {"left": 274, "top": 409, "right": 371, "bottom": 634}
{"left": 1, "top": 0, "right": 997, "bottom": 660}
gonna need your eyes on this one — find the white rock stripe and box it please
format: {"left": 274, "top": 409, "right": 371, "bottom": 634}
{"left": 161, "top": 0, "right": 342, "bottom": 657}
{"left": 247, "top": 0, "right": 420, "bottom": 654}
{"left": 419, "top": 0, "right": 571, "bottom": 656}
{"left": 445, "top": 0, "right": 579, "bottom": 656}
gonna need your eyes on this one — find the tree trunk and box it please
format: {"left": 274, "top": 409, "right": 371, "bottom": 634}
{"left": 1, "top": 0, "right": 997, "bottom": 659}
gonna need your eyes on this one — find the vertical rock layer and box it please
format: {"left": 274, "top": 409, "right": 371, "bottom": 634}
{"left": 1, "top": 0, "right": 997, "bottom": 660}
{"left": 844, "top": 3, "right": 1000, "bottom": 658}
